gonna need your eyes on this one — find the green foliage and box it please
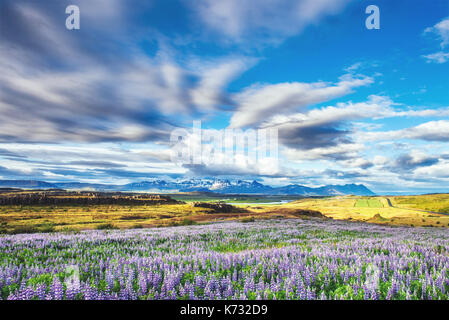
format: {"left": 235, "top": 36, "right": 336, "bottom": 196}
{"left": 38, "top": 222, "right": 55, "bottom": 233}
{"left": 9, "top": 225, "right": 39, "bottom": 234}
{"left": 95, "top": 223, "right": 118, "bottom": 230}
{"left": 27, "top": 273, "right": 54, "bottom": 287}
{"left": 169, "top": 218, "right": 197, "bottom": 227}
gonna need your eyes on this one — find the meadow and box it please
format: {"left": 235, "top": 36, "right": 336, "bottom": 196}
{"left": 1, "top": 193, "right": 449, "bottom": 234}
{"left": 0, "top": 202, "right": 295, "bottom": 234}
{"left": 274, "top": 196, "right": 449, "bottom": 228}
{"left": 354, "top": 199, "right": 383, "bottom": 208}
{"left": 389, "top": 194, "right": 449, "bottom": 214}
{"left": 0, "top": 203, "right": 207, "bottom": 234}
{"left": 1, "top": 219, "right": 448, "bottom": 300}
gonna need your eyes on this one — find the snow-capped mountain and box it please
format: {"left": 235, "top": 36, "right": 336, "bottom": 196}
{"left": 0, "top": 179, "right": 375, "bottom": 196}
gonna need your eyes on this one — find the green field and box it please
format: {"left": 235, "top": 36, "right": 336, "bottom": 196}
{"left": 354, "top": 199, "right": 383, "bottom": 208}
{"left": 391, "top": 194, "right": 449, "bottom": 213}
{"left": 2, "top": 191, "right": 449, "bottom": 234}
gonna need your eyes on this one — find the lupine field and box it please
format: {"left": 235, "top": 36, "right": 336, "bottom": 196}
{"left": 1, "top": 219, "right": 448, "bottom": 300}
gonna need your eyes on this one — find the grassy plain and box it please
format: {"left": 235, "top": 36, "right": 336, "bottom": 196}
{"left": 1, "top": 192, "right": 449, "bottom": 233}
{"left": 0, "top": 202, "right": 289, "bottom": 234}
{"left": 389, "top": 194, "right": 449, "bottom": 213}
{"left": 354, "top": 199, "right": 383, "bottom": 208}
{"left": 266, "top": 195, "right": 449, "bottom": 228}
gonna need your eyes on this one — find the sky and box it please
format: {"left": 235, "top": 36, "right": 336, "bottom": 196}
{"left": 0, "top": 0, "right": 448, "bottom": 193}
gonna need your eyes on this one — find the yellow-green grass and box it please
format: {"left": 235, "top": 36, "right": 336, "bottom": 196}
{"left": 2, "top": 194, "right": 449, "bottom": 233}
{"left": 389, "top": 194, "right": 449, "bottom": 213}
{"left": 0, "top": 202, "right": 288, "bottom": 234}
{"left": 272, "top": 196, "right": 449, "bottom": 228}
{"left": 355, "top": 199, "right": 383, "bottom": 208}
{"left": 0, "top": 204, "right": 218, "bottom": 233}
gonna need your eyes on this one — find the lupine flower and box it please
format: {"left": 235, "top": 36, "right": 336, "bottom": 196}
{"left": 0, "top": 219, "right": 448, "bottom": 300}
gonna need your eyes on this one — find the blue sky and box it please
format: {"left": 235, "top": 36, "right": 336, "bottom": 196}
{"left": 0, "top": 0, "right": 448, "bottom": 193}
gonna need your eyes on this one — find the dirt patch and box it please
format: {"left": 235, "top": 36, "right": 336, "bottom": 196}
{"left": 157, "top": 214, "right": 174, "bottom": 219}
{"left": 190, "top": 202, "right": 248, "bottom": 213}
{"left": 368, "top": 213, "right": 388, "bottom": 222}
{"left": 265, "top": 208, "right": 328, "bottom": 219}
{"left": 189, "top": 213, "right": 253, "bottom": 222}
{"left": 119, "top": 215, "right": 148, "bottom": 220}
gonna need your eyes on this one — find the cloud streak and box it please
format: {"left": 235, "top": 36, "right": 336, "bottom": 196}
{"left": 192, "top": 0, "right": 352, "bottom": 44}
{"left": 362, "top": 120, "right": 449, "bottom": 143}
{"left": 230, "top": 74, "right": 373, "bottom": 128}
{"left": 0, "top": 1, "right": 254, "bottom": 143}
{"left": 423, "top": 17, "right": 449, "bottom": 63}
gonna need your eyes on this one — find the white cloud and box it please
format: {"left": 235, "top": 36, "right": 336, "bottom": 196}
{"left": 0, "top": 142, "right": 184, "bottom": 183}
{"left": 423, "top": 17, "right": 449, "bottom": 63}
{"left": 414, "top": 160, "right": 449, "bottom": 178}
{"left": 423, "top": 51, "right": 449, "bottom": 64}
{"left": 263, "top": 95, "right": 394, "bottom": 128}
{"left": 373, "top": 155, "right": 388, "bottom": 166}
{"left": 190, "top": 57, "right": 257, "bottom": 110}
{"left": 229, "top": 74, "right": 373, "bottom": 128}
{"left": 339, "top": 157, "right": 373, "bottom": 169}
{"left": 425, "top": 17, "right": 449, "bottom": 48}
{"left": 0, "top": 3, "right": 254, "bottom": 142}
{"left": 231, "top": 93, "right": 449, "bottom": 162}
{"left": 362, "top": 120, "right": 449, "bottom": 142}
{"left": 192, "top": 0, "right": 352, "bottom": 43}
{"left": 283, "top": 143, "right": 363, "bottom": 161}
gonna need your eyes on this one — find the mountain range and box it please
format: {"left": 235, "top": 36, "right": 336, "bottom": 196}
{"left": 0, "top": 179, "right": 375, "bottom": 196}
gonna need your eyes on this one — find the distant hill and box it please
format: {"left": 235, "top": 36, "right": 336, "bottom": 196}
{"left": 271, "top": 183, "right": 374, "bottom": 196}
{"left": 0, "top": 179, "right": 375, "bottom": 196}
{"left": 0, "top": 180, "right": 57, "bottom": 188}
